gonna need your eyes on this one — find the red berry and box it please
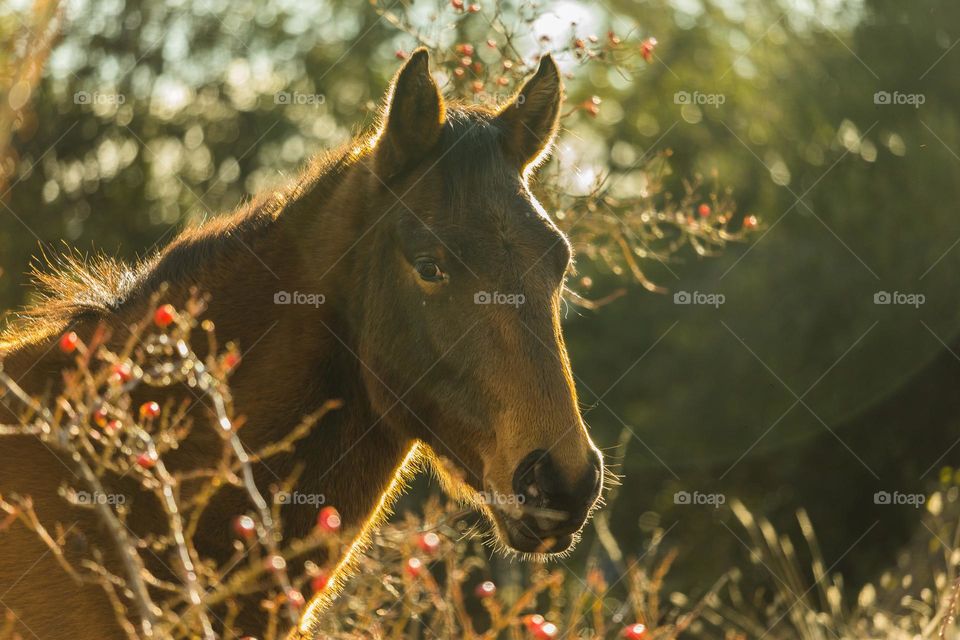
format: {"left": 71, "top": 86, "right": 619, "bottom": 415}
{"left": 640, "top": 37, "right": 658, "bottom": 62}
{"left": 486, "top": 39, "right": 497, "bottom": 48}
{"left": 223, "top": 352, "right": 241, "bottom": 371}
{"left": 698, "top": 203, "right": 712, "bottom": 217}
{"left": 534, "top": 622, "right": 558, "bottom": 639}
{"left": 285, "top": 588, "right": 305, "bottom": 609}
{"left": 316, "top": 506, "right": 341, "bottom": 532}
{"left": 136, "top": 451, "right": 157, "bottom": 469}
{"left": 467, "top": 3, "right": 480, "bottom": 11}
{"left": 139, "top": 401, "right": 161, "bottom": 419}
{"left": 59, "top": 331, "right": 79, "bottom": 353}
{"left": 582, "top": 97, "right": 601, "bottom": 117}
{"left": 93, "top": 407, "right": 108, "bottom": 426}
{"left": 104, "top": 419, "right": 122, "bottom": 435}
{"left": 743, "top": 214, "right": 759, "bottom": 229}
{"left": 524, "top": 615, "right": 545, "bottom": 633}
{"left": 311, "top": 572, "right": 329, "bottom": 594}
{"left": 111, "top": 362, "right": 132, "bottom": 383}
{"left": 573, "top": 38, "right": 585, "bottom": 49}
{"left": 622, "top": 623, "right": 648, "bottom": 639}
{"left": 233, "top": 515, "right": 256, "bottom": 539}
{"left": 474, "top": 580, "right": 496, "bottom": 598}
{"left": 455, "top": 43, "right": 475, "bottom": 56}
{"left": 395, "top": 50, "right": 407, "bottom": 60}
{"left": 405, "top": 557, "right": 423, "bottom": 577}
{"left": 471, "top": 80, "right": 484, "bottom": 93}
{"left": 608, "top": 31, "right": 621, "bottom": 45}
{"left": 153, "top": 304, "right": 176, "bottom": 328}
{"left": 417, "top": 532, "right": 440, "bottom": 554}
{"left": 453, "top": 67, "right": 465, "bottom": 78}
{"left": 451, "top": 0, "right": 464, "bottom": 9}
{"left": 497, "top": 76, "right": 509, "bottom": 86}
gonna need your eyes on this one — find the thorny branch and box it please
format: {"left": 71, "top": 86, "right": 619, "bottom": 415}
{"left": 374, "top": 0, "right": 761, "bottom": 302}
{"left": 0, "top": 294, "right": 341, "bottom": 639}
{"left": 1, "top": 296, "right": 958, "bottom": 640}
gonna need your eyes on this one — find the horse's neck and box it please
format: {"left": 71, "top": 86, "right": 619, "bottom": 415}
{"left": 178, "top": 158, "right": 414, "bottom": 532}
{"left": 0, "top": 151, "right": 414, "bottom": 542}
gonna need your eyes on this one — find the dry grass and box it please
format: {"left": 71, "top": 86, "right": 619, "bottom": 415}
{"left": 699, "top": 495, "right": 960, "bottom": 640}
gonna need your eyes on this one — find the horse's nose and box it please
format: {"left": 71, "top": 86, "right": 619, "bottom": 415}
{"left": 512, "top": 448, "right": 602, "bottom": 532}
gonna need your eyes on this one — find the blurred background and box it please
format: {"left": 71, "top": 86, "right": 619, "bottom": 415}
{"left": 2, "top": 0, "right": 960, "bottom": 607}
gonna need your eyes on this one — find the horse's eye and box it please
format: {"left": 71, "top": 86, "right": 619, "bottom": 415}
{"left": 414, "top": 259, "right": 445, "bottom": 283}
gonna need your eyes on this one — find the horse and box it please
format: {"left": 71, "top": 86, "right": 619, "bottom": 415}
{"left": 0, "top": 49, "right": 604, "bottom": 638}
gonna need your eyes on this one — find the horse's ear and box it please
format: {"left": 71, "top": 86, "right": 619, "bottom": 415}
{"left": 375, "top": 48, "right": 445, "bottom": 179}
{"left": 495, "top": 54, "right": 562, "bottom": 173}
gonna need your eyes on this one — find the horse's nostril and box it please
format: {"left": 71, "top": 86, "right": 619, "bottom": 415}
{"left": 512, "top": 449, "right": 601, "bottom": 524}
{"left": 512, "top": 449, "right": 549, "bottom": 502}
{"left": 533, "top": 457, "right": 563, "bottom": 498}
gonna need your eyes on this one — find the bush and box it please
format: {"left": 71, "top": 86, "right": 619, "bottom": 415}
{"left": 2, "top": 297, "right": 958, "bottom": 639}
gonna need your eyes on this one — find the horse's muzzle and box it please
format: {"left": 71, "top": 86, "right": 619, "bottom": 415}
{"left": 502, "top": 448, "right": 603, "bottom": 551}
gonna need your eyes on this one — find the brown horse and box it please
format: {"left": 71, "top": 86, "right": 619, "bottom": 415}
{"left": 0, "top": 49, "right": 604, "bottom": 638}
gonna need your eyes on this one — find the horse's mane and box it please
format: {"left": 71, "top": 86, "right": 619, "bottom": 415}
{"left": 0, "top": 102, "right": 503, "bottom": 352}
{"left": 0, "top": 249, "right": 145, "bottom": 350}
{"left": 0, "top": 138, "right": 362, "bottom": 350}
